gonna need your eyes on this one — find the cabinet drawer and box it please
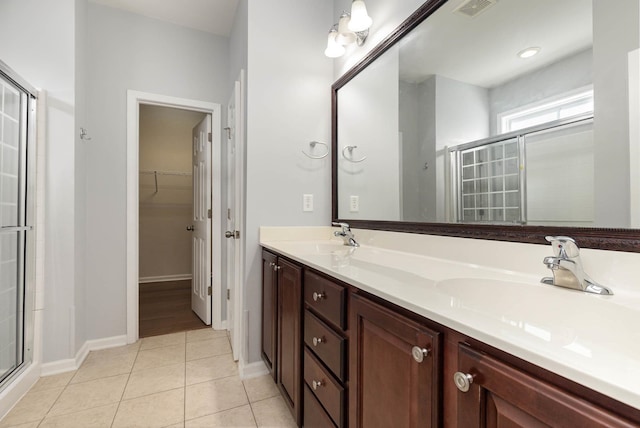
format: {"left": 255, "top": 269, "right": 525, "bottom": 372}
{"left": 304, "top": 350, "right": 345, "bottom": 428}
{"left": 304, "top": 271, "right": 346, "bottom": 329}
{"left": 304, "top": 310, "right": 346, "bottom": 382}
{"left": 304, "top": 385, "right": 337, "bottom": 428}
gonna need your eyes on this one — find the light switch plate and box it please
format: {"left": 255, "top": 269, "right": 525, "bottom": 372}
{"left": 350, "top": 195, "right": 359, "bottom": 212}
{"left": 303, "top": 194, "right": 314, "bottom": 212}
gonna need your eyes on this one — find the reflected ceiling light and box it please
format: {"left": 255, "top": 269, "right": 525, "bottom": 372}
{"left": 324, "top": 1, "right": 373, "bottom": 58}
{"left": 517, "top": 47, "right": 541, "bottom": 59}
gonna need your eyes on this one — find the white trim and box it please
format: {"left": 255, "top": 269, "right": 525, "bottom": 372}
{"left": 40, "top": 335, "right": 128, "bottom": 377}
{"left": 139, "top": 274, "right": 192, "bottom": 284}
{"left": 0, "top": 363, "right": 40, "bottom": 420}
{"left": 629, "top": 49, "right": 640, "bottom": 228}
{"left": 229, "top": 69, "right": 246, "bottom": 364}
{"left": 238, "top": 360, "right": 269, "bottom": 380}
{"left": 126, "top": 90, "right": 223, "bottom": 344}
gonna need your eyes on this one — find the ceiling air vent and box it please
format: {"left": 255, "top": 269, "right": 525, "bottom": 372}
{"left": 453, "top": 0, "right": 497, "bottom": 18}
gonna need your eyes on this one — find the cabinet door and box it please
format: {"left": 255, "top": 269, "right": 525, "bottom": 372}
{"left": 350, "top": 294, "right": 441, "bottom": 428}
{"left": 456, "top": 344, "right": 637, "bottom": 427}
{"left": 261, "top": 250, "right": 278, "bottom": 379}
{"left": 277, "top": 258, "right": 303, "bottom": 425}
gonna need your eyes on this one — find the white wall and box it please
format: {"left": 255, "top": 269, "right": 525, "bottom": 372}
{"left": 0, "top": 0, "right": 78, "bottom": 363}
{"left": 337, "top": 46, "right": 400, "bottom": 220}
{"left": 592, "top": 0, "right": 640, "bottom": 227}
{"left": 244, "top": 0, "right": 333, "bottom": 364}
{"left": 84, "top": 3, "right": 230, "bottom": 341}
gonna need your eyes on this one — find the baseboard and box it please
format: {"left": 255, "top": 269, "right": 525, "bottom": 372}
{"left": 40, "top": 335, "right": 128, "bottom": 376}
{"left": 239, "top": 360, "right": 268, "bottom": 380}
{"left": 139, "top": 274, "right": 192, "bottom": 284}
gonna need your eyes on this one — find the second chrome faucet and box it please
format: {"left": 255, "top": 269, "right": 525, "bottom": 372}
{"left": 541, "top": 236, "right": 613, "bottom": 295}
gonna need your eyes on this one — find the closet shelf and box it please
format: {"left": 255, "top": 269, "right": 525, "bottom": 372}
{"left": 140, "top": 170, "right": 192, "bottom": 193}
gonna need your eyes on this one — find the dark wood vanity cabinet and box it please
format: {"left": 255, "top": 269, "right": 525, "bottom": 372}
{"left": 455, "top": 344, "right": 638, "bottom": 428}
{"left": 261, "top": 250, "right": 278, "bottom": 379}
{"left": 261, "top": 248, "right": 640, "bottom": 428}
{"left": 303, "top": 270, "right": 349, "bottom": 428}
{"left": 261, "top": 250, "right": 303, "bottom": 425}
{"left": 349, "top": 293, "right": 441, "bottom": 428}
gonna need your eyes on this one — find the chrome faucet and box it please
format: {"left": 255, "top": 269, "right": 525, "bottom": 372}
{"left": 332, "top": 222, "right": 359, "bottom": 247}
{"left": 541, "top": 236, "right": 613, "bottom": 295}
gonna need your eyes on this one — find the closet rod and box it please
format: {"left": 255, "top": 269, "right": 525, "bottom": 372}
{"left": 140, "top": 169, "right": 192, "bottom": 177}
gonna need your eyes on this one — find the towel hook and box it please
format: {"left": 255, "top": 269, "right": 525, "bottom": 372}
{"left": 342, "top": 145, "right": 367, "bottom": 163}
{"left": 302, "top": 141, "right": 329, "bottom": 159}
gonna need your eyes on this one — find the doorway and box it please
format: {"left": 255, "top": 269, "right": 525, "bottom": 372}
{"left": 137, "top": 105, "right": 209, "bottom": 337}
{"left": 126, "top": 91, "right": 223, "bottom": 344}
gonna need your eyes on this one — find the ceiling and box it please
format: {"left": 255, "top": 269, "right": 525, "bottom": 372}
{"left": 398, "top": 0, "right": 592, "bottom": 88}
{"left": 89, "top": 0, "right": 240, "bottom": 36}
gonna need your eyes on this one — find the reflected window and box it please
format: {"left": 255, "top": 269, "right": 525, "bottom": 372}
{"left": 499, "top": 87, "right": 594, "bottom": 134}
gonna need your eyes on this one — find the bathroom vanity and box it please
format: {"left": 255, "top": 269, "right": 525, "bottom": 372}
{"left": 260, "top": 228, "right": 640, "bottom": 427}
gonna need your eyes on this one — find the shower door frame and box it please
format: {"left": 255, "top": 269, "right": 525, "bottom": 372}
{"left": 0, "top": 60, "right": 37, "bottom": 395}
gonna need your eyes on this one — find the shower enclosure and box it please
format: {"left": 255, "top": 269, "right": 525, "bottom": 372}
{"left": 0, "top": 61, "right": 36, "bottom": 392}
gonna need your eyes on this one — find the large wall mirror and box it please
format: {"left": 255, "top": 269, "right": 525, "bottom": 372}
{"left": 332, "top": 0, "right": 640, "bottom": 251}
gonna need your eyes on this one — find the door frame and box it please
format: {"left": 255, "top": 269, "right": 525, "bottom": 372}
{"left": 226, "top": 70, "right": 246, "bottom": 362}
{"left": 126, "top": 90, "right": 223, "bottom": 343}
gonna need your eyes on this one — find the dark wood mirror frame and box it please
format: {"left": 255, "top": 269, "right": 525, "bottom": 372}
{"left": 331, "top": 0, "right": 640, "bottom": 253}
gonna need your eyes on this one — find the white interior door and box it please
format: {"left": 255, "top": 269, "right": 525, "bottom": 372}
{"left": 191, "top": 115, "right": 212, "bottom": 324}
{"left": 226, "top": 80, "right": 243, "bottom": 361}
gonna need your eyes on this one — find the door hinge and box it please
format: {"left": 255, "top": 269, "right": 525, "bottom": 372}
{"left": 207, "top": 286, "right": 212, "bottom": 296}
{"left": 227, "top": 289, "right": 230, "bottom": 300}
{"left": 208, "top": 209, "right": 212, "bottom": 219}
{"left": 208, "top": 132, "right": 212, "bottom": 142}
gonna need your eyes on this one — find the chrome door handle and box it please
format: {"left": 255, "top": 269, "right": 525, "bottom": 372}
{"left": 186, "top": 225, "right": 194, "bottom": 231}
{"left": 225, "top": 230, "right": 240, "bottom": 239}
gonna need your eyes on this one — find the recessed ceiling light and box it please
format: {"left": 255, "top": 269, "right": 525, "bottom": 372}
{"left": 517, "top": 47, "right": 541, "bottom": 59}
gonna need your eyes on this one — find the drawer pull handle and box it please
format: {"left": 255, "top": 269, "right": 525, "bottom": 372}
{"left": 312, "top": 291, "right": 325, "bottom": 301}
{"left": 453, "top": 371, "right": 474, "bottom": 393}
{"left": 312, "top": 336, "right": 325, "bottom": 346}
{"left": 411, "top": 346, "right": 429, "bottom": 363}
{"left": 312, "top": 379, "right": 324, "bottom": 390}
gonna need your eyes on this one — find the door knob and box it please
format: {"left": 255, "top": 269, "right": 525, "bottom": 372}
{"left": 225, "top": 230, "right": 239, "bottom": 239}
{"left": 186, "top": 225, "right": 194, "bottom": 231}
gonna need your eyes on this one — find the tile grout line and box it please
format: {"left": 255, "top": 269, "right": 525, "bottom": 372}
{"left": 241, "top": 382, "right": 259, "bottom": 428}
{"left": 110, "top": 345, "right": 141, "bottom": 428}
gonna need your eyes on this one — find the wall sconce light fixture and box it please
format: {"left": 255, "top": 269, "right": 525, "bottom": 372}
{"left": 325, "top": 0, "right": 373, "bottom": 58}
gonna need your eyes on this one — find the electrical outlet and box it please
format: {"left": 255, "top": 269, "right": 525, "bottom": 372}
{"left": 303, "top": 194, "right": 314, "bottom": 212}
{"left": 350, "top": 195, "right": 359, "bottom": 212}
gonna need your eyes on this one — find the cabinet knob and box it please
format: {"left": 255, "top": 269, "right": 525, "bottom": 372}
{"left": 411, "top": 346, "right": 429, "bottom": 363}
{"left": 274, "top": 265, "right": 281, "bottom": 271}
{"left": 312, "top": 379, "right": 324, "bottom": 390}
{"left": 312, "top": 336, "right": 325, "bottom": 346}
{"left": 269, "top": 262, "right": 275, "bottom": 267}
{"left": 312, "top": 291, "right": 325, "bottom": 302}
{"left": 453, "top": 371, "right": 474, "bottom": 393}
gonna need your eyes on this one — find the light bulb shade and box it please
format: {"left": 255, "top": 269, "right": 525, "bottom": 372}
{"left": 324, "top": 30, "right": 346, "bottom": 58}
{"left": 348, "top": 0, "right": 373, "bottom": 32}
{"left": 336, "top": 13, "right": 357, "bottom": 45}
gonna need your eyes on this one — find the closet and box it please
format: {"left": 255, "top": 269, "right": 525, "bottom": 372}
{"left": 138, "top": 105, "right": 207, "bottom": 337}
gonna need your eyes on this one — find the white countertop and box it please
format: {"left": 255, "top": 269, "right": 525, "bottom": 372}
{"left": 260, "top": 227, "right": 640, "bottom": 410}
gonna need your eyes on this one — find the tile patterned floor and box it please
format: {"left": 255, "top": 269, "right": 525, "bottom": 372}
{"left": 0, "top": 329, "right": 296, "bottom": 428}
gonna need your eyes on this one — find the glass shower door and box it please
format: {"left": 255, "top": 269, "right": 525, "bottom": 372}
{"left": 0, "top": 72, "right": 30, "bottom": 387}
